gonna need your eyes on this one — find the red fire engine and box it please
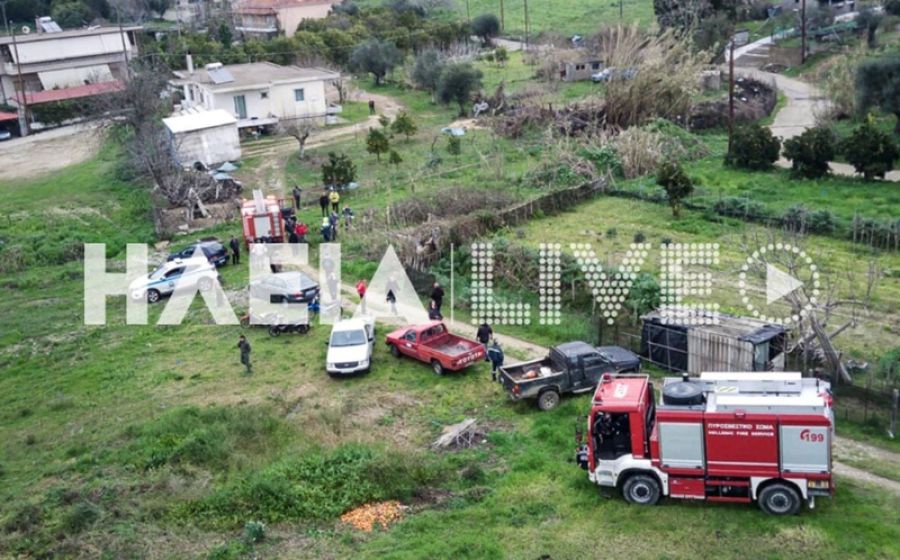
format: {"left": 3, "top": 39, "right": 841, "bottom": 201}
{"left": 576, "top": 372, "right": 834, "bottom": 515}
{"left": 241, "top": 190, "right": 289, "bottom": 247}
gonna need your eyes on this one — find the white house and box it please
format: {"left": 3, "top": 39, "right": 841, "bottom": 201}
{"left": 163, "top": 109, "right": 241, "bottom": 168}
{"left": 0, "top": 23, "right": 140, "bottom": 108}
{"left": 173, "top": 60, "right": 339, "bottom": 129}
{"left": 233, "top": 0, "right": 337, "bottom": 38}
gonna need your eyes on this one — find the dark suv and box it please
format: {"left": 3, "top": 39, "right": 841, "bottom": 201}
{"left": 167, "top": 241, "right": 229, "bottom": 267}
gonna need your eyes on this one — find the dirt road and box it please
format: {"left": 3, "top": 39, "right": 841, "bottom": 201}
{"left": 735, "top": 45, "right": 900, "bottom": 182}
{"left": 0, "top": 122, "right": 102, "bottom": 181}
{"left": 237, "top": 91, "right": 404, "bottom": 195}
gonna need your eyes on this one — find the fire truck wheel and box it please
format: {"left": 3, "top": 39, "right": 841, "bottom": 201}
{"left": 622, "top": 474, "right": 661, "bottom": 506}
{"left": 758, "top": 483, "right": 801, "bottom": 516}
{"left": 431, "top": 360, "right": 445, "bottom": 375}
{"left": 390, "top": 344, "right": 401, "bottom": 358}
{"left": 147, "top": 289, "right": 160, "bottom": 304}
{"left": 537, "top": 389, "right": 560, "bottom": 411}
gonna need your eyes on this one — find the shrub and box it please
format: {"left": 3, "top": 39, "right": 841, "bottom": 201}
{"left": 855, "top": 56, "right": 900, "bottom": 131}
{"left": 782, "top": 127, "right": 836, "bottom": 178}
{"left": 243, "top": 521, "right": 267, "bottom": 544}
{"left": 3, "top": 504, "right": 42, "bottom": 534}
{"left": 472, "top": 13, "right": 500, "bottom": 45}
{"left": 625, "top": 272, "right": 661, "bottom": 318}
{"left": 391, "top": 111, "right": 418, "bottom": 140}
{"left": 367, "top": 128, "right": 391, "bottom": 162}
{"left": 713, "top": 197, "right": 769, "bottom": 219}
{"left": 886, "top": 0, "right": 900, "bottom": 16}
{"left": 655, "top": 160, "right": 693, "bottom": 218}
{"left": 322, "top": 152, "right": 357, "bottom": 189}
{"left": 580, "top": 145, "right": 624, "bottom": 177}
{"left": 606, "top": 227, "right": 618, "bottom": 238}
{"left": 841, "top": 121, "right": 899, "bottom": 180}
{"left": 62, "top": 502, "right": 102, "bottom": 534}
{"left": 726, "top": 124, "right": 781, "bottom": 170}
{"left": 633, "top": 231, "right": 646, "bottom": 243}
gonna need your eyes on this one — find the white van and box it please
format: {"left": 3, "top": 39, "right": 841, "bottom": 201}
{"left": 326, "top": 318, "right": 375, "bottom": 376}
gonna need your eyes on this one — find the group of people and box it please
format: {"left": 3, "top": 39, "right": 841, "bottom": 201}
{"left": 476, "top": 321, "right": 505, "bottom": 382}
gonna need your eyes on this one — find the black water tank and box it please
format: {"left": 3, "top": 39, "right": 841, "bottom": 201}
{"left": 662, "top": 381, "right": 705, "bottom": 406}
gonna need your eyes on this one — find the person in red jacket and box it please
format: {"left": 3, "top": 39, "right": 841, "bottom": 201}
{"left": 295, "top": 221, "right": 308, "bottom": 243}
{"left": 356, "top": 279, "right": 367, "bottom": 314}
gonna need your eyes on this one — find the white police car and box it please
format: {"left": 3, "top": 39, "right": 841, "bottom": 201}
{"left": 129, "top": 257, "right": 219, "bottom": 303}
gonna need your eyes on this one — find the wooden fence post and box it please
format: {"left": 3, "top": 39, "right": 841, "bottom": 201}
{"left": 889, "top": 389, "right": 898, "bottom": 439}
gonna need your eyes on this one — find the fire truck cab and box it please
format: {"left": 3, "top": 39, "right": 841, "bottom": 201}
{"left": 576, "top": 372, "right": 834, "bottom": 515}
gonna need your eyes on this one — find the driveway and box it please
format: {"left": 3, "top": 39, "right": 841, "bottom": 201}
{"left": 0, "top": 122, "right": 103, "bottom": 181}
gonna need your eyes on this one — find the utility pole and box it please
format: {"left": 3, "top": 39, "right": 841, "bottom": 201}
{"left": 116, "top": 6, "right": 130, "bottom": 80}
{"left": 500, "top": 0, "right": 504, "bottom": 32}
{"left": 727, "top": 37, "right": 735, "bottom": 154}
{"left": 800, "top": 0, "right": 807, "bottom": 64}
{"left": 0, "top": 1, "right": 9, "bottom": 36}
{"left": 10, "top": 25, "right": 28, "bottom": 136}
{"left": 620, "top": 0, "right": 623, "bottom": 21}
{"left": 523, "top": 0, "right": 529, "bottom": 50}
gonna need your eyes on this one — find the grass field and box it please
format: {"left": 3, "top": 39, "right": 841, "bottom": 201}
{"left": 1, "top": 176, "right": 899, "bottom": 559}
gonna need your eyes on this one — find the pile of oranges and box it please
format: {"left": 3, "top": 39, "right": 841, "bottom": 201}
{"left": 340, "top": 501, "right": 404, "bottom": 532}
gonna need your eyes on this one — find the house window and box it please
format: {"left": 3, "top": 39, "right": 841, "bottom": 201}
{"left": 294, "top": 88, "right": 305, "bottom": 102}
{"left": 575, "top": 64, "right": 585, "bottom": 70}
{"left": 591, "top": 62, "right": 600, "bottom": 70}
{"left": 260, "top": 91, "right": 268, "bottom": 99}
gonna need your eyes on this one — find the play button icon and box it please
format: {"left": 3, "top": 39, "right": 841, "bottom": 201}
{"left": 738, "top": 243, "right": 821, "bottom": 324}
{"left": 766, "top": 264, "right": 804, "bottom": 304}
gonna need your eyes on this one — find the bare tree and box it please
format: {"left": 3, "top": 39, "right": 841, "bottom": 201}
{"left": 739, "top": 231, "right": 879, "bottom": 384}
{"left": 280, "top": 119, "right": 318, "bottom": 160}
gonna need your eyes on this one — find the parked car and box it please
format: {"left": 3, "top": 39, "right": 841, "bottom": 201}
{"left": 167, "top": 240, "right": 229, "bottom": 267}
{"left": 0, "top": 130, "right": 12, "bottom": 141}
{"left": 591, "top": 67, "right": 637, "bottom": 83}
{"left": 326, "top": 317, "right": 375, "bottom": 377}
{"left": 249, "top": 271, "right": 319, "bottom": 304}
{"left": 499, "top": 341, "right": 640, "bottom": 410}
{"left": 385, "top": 321, "right": 485, "bottom": 375}
{"left": 129, "top": 257, "right": 219, "bottom": 304}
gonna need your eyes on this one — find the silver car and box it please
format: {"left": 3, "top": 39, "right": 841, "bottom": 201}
{"left": 129, "top": 257, "right": 219, "bottom": 303}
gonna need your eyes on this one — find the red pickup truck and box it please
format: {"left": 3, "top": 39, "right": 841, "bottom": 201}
{"left": 385, "top": 321, "right": 486, "bottom": 375}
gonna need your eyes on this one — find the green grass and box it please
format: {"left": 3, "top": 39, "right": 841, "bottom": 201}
{"left": 1, "top": 85, "right": 899, "bottom": 558}
{"left": 475, "top": 51, "right": 606, "bottom": 103}
{"left": 356, "top": 0, "right": 655, "bottom": 37}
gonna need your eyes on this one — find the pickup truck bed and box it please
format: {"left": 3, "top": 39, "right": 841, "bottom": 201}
{"left": 385, "top": 321, "right": 485, "bottom": 375}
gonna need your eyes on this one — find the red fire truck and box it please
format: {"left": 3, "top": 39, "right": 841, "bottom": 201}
{"left": 576, "top": 372, "right": 834, "bottom": 515}
{"left": 241, "top": 190, "right": 289, "bottom": 246}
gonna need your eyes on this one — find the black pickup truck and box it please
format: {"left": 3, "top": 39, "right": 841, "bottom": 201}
{"left": 499, "top": 342, "right": 641, "bottom": 411}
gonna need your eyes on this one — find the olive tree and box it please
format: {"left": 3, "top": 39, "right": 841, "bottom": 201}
{"left": 437, "top": 62, "right": 483, "bottom": 116}
{"left": 350, "top": 39, "right": 402, "bottom": 85}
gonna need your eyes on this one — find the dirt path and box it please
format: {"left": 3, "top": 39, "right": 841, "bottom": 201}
{"left": 237, "top": 91, "right": 403, "bottom": 196}
{"left": 0, "top": 122, "right": 102, "bottom": 181}
{"left": 735, "top": 48, "right": 900, "bottom": 182}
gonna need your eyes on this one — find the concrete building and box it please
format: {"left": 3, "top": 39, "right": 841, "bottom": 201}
{"left": 163, "top": 109, "right": 241, "bottom": 168}
{"left": 234, "top": 0, "right": 337, "bottom": 38}
{"left": 0, "top": 24, "right": 140, "bottom": 120}
{"left": 561, "top": 59, "right": 603, "bottom": 82}
{"left": 173, "top": 60, "right": 339, "bottom": 129}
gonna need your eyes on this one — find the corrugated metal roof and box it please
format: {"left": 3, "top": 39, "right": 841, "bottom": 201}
{"left": 163, "top": 109, "right": 238, "bottom": 134}
{"left": 0, "top": 111, "right": 18, "bottom": 122}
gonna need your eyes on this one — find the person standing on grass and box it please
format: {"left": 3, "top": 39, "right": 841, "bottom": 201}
{"left": 487, "top": 339, "right": 504, "bottom": 382}
{"left": 319, "top": 191, "right": 329, "bottom": 217}
{"left": 476, "top": 321, "right": 493, "bottom": 361}
{"left": 342, "top": 205, "right": 354, "bottom": 229}
{"left": 229, "top": 236, "right": 240, "bottom": 265}
{"left": 369, "top": 99, "right": 376, "bottom": 115}
{"left": 295, "top": 221, "right": 308, "bottom": 243}
{"left": 321, "top": 217, "right": 332, "bottom": 242}
{"left": 431, "top": 282, "right": 445, "bottom": 313}
{"left": 386, "top": 273, "right": 399, "bottom": 315}
{"left": 356, "top": 279, "right": 367, "bottom": 314}
{"left": 292, "top": 185, "right": 302, "bottom": 209}
{"left": 237, "top": 335, "right": 252, "bottom": 375}
{"left": 329, "top": 211, "right": 339, "bottom": 241}
{"left": 329, "top": 189, "right": 341, "bottom": 214}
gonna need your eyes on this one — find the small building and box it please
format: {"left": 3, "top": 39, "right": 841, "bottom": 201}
{"left": 163, "top": 109, "right": 241, "bottom": 168}
{"left": 234, "top": 0, "right": 337, "bottom": 39}
{"left": 560, "top": 59, "right": 603, "bottom": 82}
{"left": 0, "top": 22, "right": 140, "bottom": 108}
{"left": 640, "top": 310, "right": 787, "bottom": 375}
{"left": 173, "top": 60, "right": 339, "bottom": 130}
